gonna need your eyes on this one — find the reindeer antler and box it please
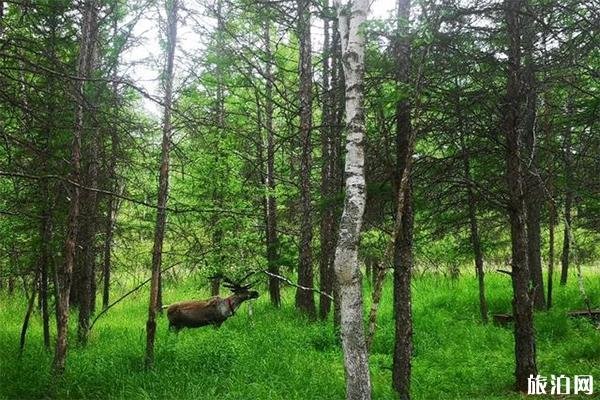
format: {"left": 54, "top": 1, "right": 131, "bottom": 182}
{"left": 221, "top": 271, "right": 259, "bottom": 293}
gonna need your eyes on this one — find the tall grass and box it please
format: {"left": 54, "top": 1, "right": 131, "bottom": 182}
{"left": 0, "top": 273, "right": 598, "bottom": 399}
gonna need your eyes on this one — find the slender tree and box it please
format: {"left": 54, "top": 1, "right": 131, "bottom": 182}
{"left": 319, "top": 0, "right": 334, "bottom": 320}
{"left": 145, "top": 0, "right": 178, "bottom": 369}
{"left": 262, "top": 11, "right": 281, "bottom": 307}
{"left": 295, "top": 0, "right": 317, "bottom": 318}
{"left": 560, "top": 100, "right": 574, "bottom": 286}
{"left": 521, "top": 4, "right": 544, "bottom": 310}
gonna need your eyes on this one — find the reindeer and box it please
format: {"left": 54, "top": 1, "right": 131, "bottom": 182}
{"left": 164, "top": 274, "right": 259, "bottom": 331}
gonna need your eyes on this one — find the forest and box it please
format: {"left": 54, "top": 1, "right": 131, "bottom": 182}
{"left": 0, "top": 0, "right": 598, "bottom": 398}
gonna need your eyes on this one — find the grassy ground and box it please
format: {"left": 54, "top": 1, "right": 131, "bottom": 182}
{"left": 0, "top": 272, "right": 599, "bottom": 399}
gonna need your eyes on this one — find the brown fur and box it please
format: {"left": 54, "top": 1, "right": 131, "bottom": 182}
{"left": 165, "top": 291, "right": 258, "bottom": 331}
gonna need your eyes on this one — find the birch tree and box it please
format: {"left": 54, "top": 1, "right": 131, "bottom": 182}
{"left": 333, "top": 0, "right": 371, "bottom": 398}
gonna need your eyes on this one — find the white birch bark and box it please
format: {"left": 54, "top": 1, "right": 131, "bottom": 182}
{"left": 332, "top": 0, "right": 371, "bottom": 399}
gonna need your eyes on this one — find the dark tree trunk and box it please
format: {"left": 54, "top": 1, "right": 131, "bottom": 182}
{"left": 319, "top": 2, "right": 336, "bottom": 319}
{"left": 560, "top": 104, "right": 573, "bottom": 286}
{"left": 521, "top": 12, "right": 545, "bottom": 310}
{"left": 366, "top": 261, "right": 386, "bottom": 351}
{"left": 38, "top": 6, "right": 59, "bottom": 348}
{"left": 19, "top": 277, "right": 38, "bottom": 354}
{"left": 463, "top": 151, "right": 488, "bottom": 323}
{"left": 330, "top": 11, "right": 344, "bottom": 331}
{"left": 393, "top": 183, "right": 413, "bottom": 400}
{"left": 54, "top": 0, "right": 97, "bottom": 374}
{"left": 392, "top": 0, "right": 413, "bottom": 398}
{"left": 38, "top": 194, "right": 52, "bottom": 348}
{"left": 211, "top": 278, "right": 221, "bottom": 296}
{"left": 77, "top": 0, "right": 101, "bottom": 344}
{"left": 209, "top": 0, "right": 225, "bottom": 301}
{"left": 295, "top": 0, "right": 316, "bottom": 318}
{"left": 145, "top": 0, "right": 178, "bottom": 369}
{"left": 504, "top": 0, "right": 538, "bottom": 391}
{"left": 456, "top": 84, "right": 488, "bottom": 324}
{"left": 547, "top": 199, "right": 555, "bottom": 309}
{"left": 263, "top": 14, "right": 281, "bottom": 307}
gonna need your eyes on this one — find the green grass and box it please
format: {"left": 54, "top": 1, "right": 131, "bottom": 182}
{"left": 1, "top": 273, "right": 599, "bottom": 399}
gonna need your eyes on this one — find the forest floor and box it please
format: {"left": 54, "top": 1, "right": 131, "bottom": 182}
{"left": 1, "top": 272, "right": 599, "bottom": 399}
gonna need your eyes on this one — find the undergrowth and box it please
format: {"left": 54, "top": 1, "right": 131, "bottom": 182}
{"left": 0, "top": 272, "right": 598, "bottom": 399}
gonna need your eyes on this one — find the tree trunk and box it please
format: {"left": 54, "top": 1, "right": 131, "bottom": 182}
{"left": 102, "top": 9, "right": 123, "bottom": 310}
{"left": 209, "top": 0, "right": 225, "bottom": 300}
{"left": 392, "top": 0, "right": 413, "bottom": 398}
{"left": 19, "top": 276, "right": 38, "bottom": 354}
{"left": 333, "top": 0, "right": 372, "bottom": 398}
{"left": 504, "top": 0, "right": 538, "bottom": 391}
{"left": 53, "top": 0, "right": 97, "bottom": 374}
{"left": 77, "top": 0, "right": 101, "bottom": 344}
{"left": 145, "top": 0, "right": 178, "bottom": 370}
{"left": 263, "top": 14, "right": 281, "bottom": 308}
{"left": 456, "top": 83, "right": 488, "bottom": 324}
{"left": 463, "top": 150, "right": 488, "bottom": 323}
{"left": 38, "top": 191, "right": 53, "bottom": 348}
{"left": 366, "top": 262, "right": 386, "bottom": 351}
{"left": 295, "top": 0, "right": 316, "bottom": 318}
{"left": 547, "top": 198, "right": 555, "bottom": 309}
{"left": 560, "top": 102, "right": 573, "bottom": 286}
{"left": 331, "top": 13, "right": 344, "bottom": 330}
{"left": 393, "top": 185, "right": 413, "bottom": 400}
{"left": 521, "top": 11, "right": 544, "bottom": 310}
{"left": 319, "top": 0, "right": 335, "bottom": 319}
{"left": 38, "top": 5, "right": 59, "bottom": 348}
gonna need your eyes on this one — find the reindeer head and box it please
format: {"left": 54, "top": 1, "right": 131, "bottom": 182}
{"left": 222, "top": 272, "right": 259, "bottom": 300}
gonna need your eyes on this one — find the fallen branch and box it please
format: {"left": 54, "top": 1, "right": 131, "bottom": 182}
{"left": 260, "top": 270, "right": 334, "bottom": 300}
